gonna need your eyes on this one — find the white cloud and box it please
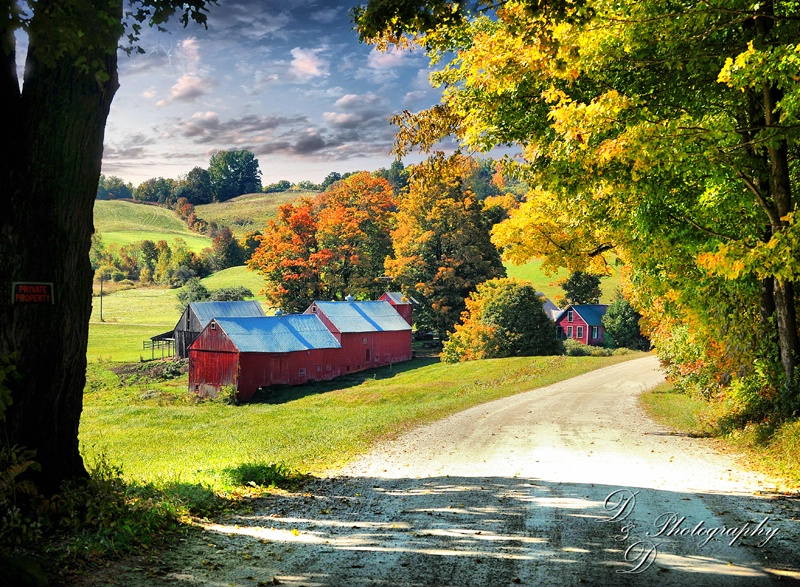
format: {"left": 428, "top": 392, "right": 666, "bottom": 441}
{"left": 178, "top": 38, "right": 202, "bottom": 72}
{"left": 289, "top": 47, "right": 330, "bottom": 80}
{"left": 157, "top": 74, "right": 210, "bottom": 106}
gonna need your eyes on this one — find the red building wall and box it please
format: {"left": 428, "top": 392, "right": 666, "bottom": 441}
{"left": 189, "top": 309, "right": 413, "bottom": 402}
{"left": 556, "top": 311, "right": 605, "bottom": 346}
{"left": 337, "top": 331, "right": 412, "bottom": 374}
{"left": 557, "top": 311, "right": 590, "bottom": 345}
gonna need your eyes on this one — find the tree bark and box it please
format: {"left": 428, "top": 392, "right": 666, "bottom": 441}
{"left": 0, "top": 2, "right": 121, "bottom": 494}
{"left": 754, "top": 4, "right": 799, "bottom": 383}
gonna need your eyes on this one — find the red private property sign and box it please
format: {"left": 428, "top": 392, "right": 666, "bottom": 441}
{"left": 12, "top": 282, "right": 54, "bottom": 304}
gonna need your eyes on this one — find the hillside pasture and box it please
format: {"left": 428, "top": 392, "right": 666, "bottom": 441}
{"left": 195, "top": 191, "right": 312, "bottom": 237}
{"left": 94, "top": 200, "right": 212, "bottom": 251}
{"left": 504, "top": 259, "right": 622, "bottom": 304}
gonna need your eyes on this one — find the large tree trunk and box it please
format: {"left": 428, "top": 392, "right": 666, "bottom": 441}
{"left": 0, "top": 2, "right": 121, "bottom": 494}
{"left": 754, "top": 4, "right": 799, "bottom": 383}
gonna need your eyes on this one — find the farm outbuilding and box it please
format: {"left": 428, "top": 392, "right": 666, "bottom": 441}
{"left": 305, "top": 297, "right": 413, "bottom": 373}
{"left": 188, "top": 314, "right": 342, "bottom": 402}
{"left": 537, "top": 293, "right": 561, "bottom": 322}
{"left": 379, "top": 292, "right": 417, "bottom": 326}
{"left": 173, "top": 300, "right": 265, "bottom": 358}
{"left": 555, "top": 304, "right": 608, "bottom": 346}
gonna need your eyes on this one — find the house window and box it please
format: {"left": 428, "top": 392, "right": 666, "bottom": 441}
{"left": 592, "top": 326, "right": 598, "bottom": 339}
{"left": 567, "top": 310, "right": 574, "bottom": 322}
{"left": 365, "top": 348, "right": 371, "bottom": 362}
{"left": 577, "top": 326, "right": 584, "bottom": 339}
{"left": 567, "top": 326, "right": 573, "bottom": 337}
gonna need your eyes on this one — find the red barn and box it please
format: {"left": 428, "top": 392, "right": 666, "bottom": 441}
{"left": 188, "top": 314, "right": 341, "bottom": 402}
{"left": 305, "top": 297, "right": 412, "bottom": 372}
{"left": 379, "top": 292, "right": 417, "bottom": 326}
{"left": 171, "top": 300, "right": 266, "bottom": 359}
{"left": 555, "top": 304, "right": 608, "bottom": 346}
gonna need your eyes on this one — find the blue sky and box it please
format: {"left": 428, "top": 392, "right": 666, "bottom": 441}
{"left": 100, "top": 0, "right": 444, "bottom": 186}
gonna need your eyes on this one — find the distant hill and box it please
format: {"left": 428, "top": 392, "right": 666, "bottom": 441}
{"left": 93, "top": 196, "right": 620, "bottom": 305}
{"left": 94, "top": 200, "right": 212, "bottom": 252}
{"left": 195, "top": 190, "right": 316, "bottom": 238}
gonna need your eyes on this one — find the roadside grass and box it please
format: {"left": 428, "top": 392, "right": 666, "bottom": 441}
{"left": 640, "top": 383, "right": 800, "bottom": 490}
{"left": 80, "top": 352, "right": 645, "bottom": 490}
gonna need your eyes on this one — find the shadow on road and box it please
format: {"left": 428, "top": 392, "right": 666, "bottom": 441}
{"left": 187, "top": 475, "right": 800, "bottom": 586}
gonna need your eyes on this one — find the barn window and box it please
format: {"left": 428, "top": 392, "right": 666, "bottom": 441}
{"left": 577, "top": 326, "right": 584, "bottom": 339}
{"left": 567, "top": 310, "right": 574, "bottom": 322}
{"left": 363, "top": 337, "right": 368, "bottom": 344}
{"left": 299, "top": 368, "right": 306, "bottom": 377}
{"left": 365, "top": 348, "right": 371, "bottom": 362}
{"left": 592, "top": 326, "right": 598, "bottom": 339}
{"left": 326, "top": 364, "right": 331, "bottom": 371}
{"left": 317, "top": 365, "right": 322, "bottom": 372}
{"left": 567, "top": 326, "right": 573, "bottom": 337}
{"left": 211, "top": 322, "right": 216, "bottom": 330}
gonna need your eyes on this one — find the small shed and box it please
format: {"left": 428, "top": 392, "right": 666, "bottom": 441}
{"left": 555, "top": 304, "right": 608, "bottom": 346}
{"left": 173, "top": 300, "right": 265, "bottom": 358}
{"left": 188, "top": 314, "right": 342, "bottom": 402}
{"left": 379, "top": 292, "right": 417, "bottom": 326}
{"left": 306, "top": 298, "right": 412, "bottom": 373}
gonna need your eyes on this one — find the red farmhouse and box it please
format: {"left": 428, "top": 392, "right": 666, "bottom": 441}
{"left": 305, "top": 297, "right": 413, "bottom": 373}
{"left": 555, "top": 304, "right": 608, "bottom": 346}
{"left": 188, "top": 314, "right": 341, "bottom": 402}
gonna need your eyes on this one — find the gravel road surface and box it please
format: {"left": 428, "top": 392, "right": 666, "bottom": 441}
{"left": 85, "top": 355, "right": 800, "bottom": 586}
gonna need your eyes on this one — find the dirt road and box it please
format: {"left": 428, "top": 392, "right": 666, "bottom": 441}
{"left": 97, "top": 355, "right": 800, "bottom": 586}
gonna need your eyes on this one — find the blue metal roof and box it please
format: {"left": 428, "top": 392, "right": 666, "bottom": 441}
{"left": 191, "top": 300, "right": 265, "bottom": 327}
{"left": 212, "top": 315, "right": 341, "bottom": 353}
{"left": 381, "top": 291, "right": 419, "bottom": 305}
{"left": 309, "top": 300, "right": 412, "bottom": 333}
{"left": 555, "top": 304, "right": 608, "bottom": 326}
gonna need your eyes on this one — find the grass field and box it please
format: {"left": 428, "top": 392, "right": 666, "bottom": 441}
{"left": 504, "top": 259, "right": 622, "bottom": 304}
{"left": 81, "top": 352, "right": 643, "bottom": 488}
{"left": 195, "top": 190, "right": 312, "bottom": 238}
{"left": 94, "top": 200, "right": 212, "bottom": 251}
{"left": 88, "top": 267, "right": 269, "bottom": 362}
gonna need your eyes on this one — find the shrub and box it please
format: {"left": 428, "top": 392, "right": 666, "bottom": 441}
{"left": 442, "top": 278, "right": 560, "bottom": 363}
{"left": 563, "top": 339, "right": 593, "bottom": 356}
